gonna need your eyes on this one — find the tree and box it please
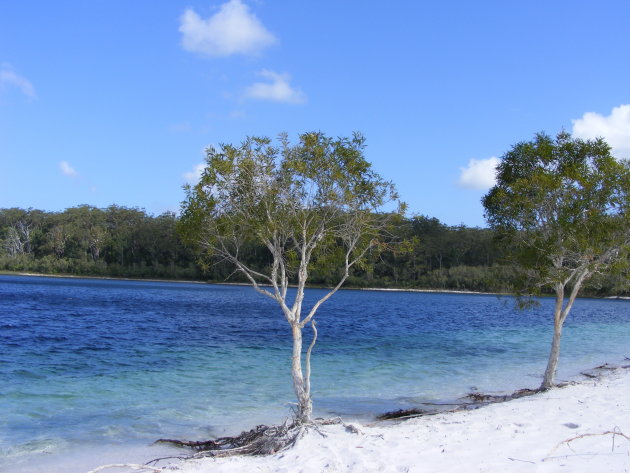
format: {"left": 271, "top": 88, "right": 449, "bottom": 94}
{"left": 179, "top": 132, "right": 400, "bottom": 423}
{"left": 0, "top": 208, "right": 44, "bottom": 257}
{"left": 483, "top": 131, "right": 630, "bottom": 390}
{"left": 47, "top": 224, "right": 69, "bottom": 258}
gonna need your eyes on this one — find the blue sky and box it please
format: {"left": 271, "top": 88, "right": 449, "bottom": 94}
{"left": 1, "top": 0, "right": 629, "bottom": 227}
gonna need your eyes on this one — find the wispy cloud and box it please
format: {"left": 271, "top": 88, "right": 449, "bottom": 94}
{"left": 572, "top": 104, "right": 630, "bottom": 159}
{"left": 458, "top": 157, "right": 500, "bottom": 190}
{"left": 179, "top": 0, "right": 277, "bottom": 57}
{"left": 243, "top": 70, "right": 306, "bottom": 104}
{"left": 59, "top": 160, "right": 79, "bottom": 178}
{"left": 0, "top": 64, "right": 36, "bottom": 100}
{"left": 167, "top": 122, "right": 192, "bottom": 133}
{"left": 183, "top": 162, "right": 205, "bottom": 184}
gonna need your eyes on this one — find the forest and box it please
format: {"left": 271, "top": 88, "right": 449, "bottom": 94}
{"left": 0, "top": 205, "right": 626, "bottom": 296}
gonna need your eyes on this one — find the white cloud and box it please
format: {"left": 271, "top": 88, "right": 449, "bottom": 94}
{"left": 243, "top": 70, "right": 307, "bottom": 104}
{"left": 179, "top": 1, "right": 277, "bottom": 57}
{"left": 183, "top": 162, "right": 205, "bottom": 184}
{"left": 572, "top": 104, "right": 630, "bottom": 159}
{"left": 0, "top": 64, "right": 36, "bottom": 100}
{"left": 59, "top": 160, "right": 78, "bottom": 178}
{"left": 458, "top": 157, "right": 500, "bottom": 190}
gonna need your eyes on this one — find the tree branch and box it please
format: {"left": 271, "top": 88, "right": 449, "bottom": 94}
{"left": 304, "top": 319, "right": 317, "bottom": 397}
{"left": 299, "top": 235, "right": 373, "bottom": 328}
{"left": 560, "top": 268, "right": 591, "bottom": 324}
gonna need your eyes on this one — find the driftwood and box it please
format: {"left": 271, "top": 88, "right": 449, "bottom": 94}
{"left": 374, "top": 363, "right": 630, "bottom": 426}
{"left": 544, "top": 427, "right": 630, "bottom": 461}
{"left": 579, "top": 362, "right": 630, "bottom": 380}
{"left": 463, "top": 387, "right": 539, "bottom": 403}
{"left": 375, "top": 387, "right": 541, "bottom": 423}
{"left": 376, "top": 408, "right": 429, "bottom": 421}
{"left": 463, "top": 363, "right": 629, "bottom": 406}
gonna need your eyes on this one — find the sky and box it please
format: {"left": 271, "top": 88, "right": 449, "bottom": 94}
{"left": 1, "top": 0, "right": 629, "bottom": 227}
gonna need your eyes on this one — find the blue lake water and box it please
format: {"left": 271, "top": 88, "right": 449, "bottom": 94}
{"left": 1, "top": 274, "right": 629, "bottom": 472}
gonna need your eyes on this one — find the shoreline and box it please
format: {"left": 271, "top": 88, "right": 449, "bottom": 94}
{"left": 9, "top": 361, "right": 630, "bottom": 473}
{"left": 158, "top": 365, "right": 630, "bottom": 473}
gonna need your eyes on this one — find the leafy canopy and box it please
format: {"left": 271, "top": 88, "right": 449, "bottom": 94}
{"left": 179, "top": 132, "right": 400, "bottom": 288}
{"left": 483, "top": 131, "right": 630, "bottom": 291}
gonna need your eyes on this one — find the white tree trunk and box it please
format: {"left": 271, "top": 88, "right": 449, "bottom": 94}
{"left": 290, "top": 323, "right": 312, "bottom": 423}
{"left": 540, "top": 270, "right": 589, "bottom": 390}
{"left": 541, "top": 323, "right": 562, "bottom": 390}
{"left": 541, "top": 286, "right": 565, "bottom": 390}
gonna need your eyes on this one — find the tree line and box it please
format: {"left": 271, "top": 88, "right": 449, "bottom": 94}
{"left": 0, "top": 204, "right": 626, "bottom": 296}
{"left": 0, "top": 205, "right": 200, "bottom": 280}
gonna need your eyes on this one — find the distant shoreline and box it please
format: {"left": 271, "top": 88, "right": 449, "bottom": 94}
{"left": 3, "top": 270, "right": 495, "bottom": 294}
{"left": 357, "top": 286, "right": 504, "bottom": 296}
{"left": 3, "top": 271, "right": 211, "bottom": 285}
{"left": 2, "top": 270, "right": 628, "bottom": 299}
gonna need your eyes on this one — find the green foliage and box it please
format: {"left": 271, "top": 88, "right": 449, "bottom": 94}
{"left": 179, "top": 132, "right": 400, "bottom": 287}
{"left": 483, "top": 131, "right": 630, "bottom": 295}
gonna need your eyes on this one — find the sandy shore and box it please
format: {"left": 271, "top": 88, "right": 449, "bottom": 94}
{"left": 140, "top": 367, "right": 630, "bottom": 473}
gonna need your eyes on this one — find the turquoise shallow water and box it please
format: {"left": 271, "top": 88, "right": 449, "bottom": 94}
{"left": 1, "top": 275, "right": 629, "bottom": 472}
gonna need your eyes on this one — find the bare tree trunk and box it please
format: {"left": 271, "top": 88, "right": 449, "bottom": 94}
{"left": 540, "top": 270, "right": 589, "bottom": 390}
{"left": 541, "top": 323, "right": 562, "bottom": 390}
{"left": 541, "top": 285, "right": 565, "bottom": 390}
{"left": 290, "top": 324, "right": 312, "bottom": 423}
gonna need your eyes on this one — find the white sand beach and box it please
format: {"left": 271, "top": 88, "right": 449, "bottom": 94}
{"left": 124, "top": 367, "right": 630, "bottom": 473}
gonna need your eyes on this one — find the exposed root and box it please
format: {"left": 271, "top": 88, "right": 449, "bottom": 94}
{"left": 156, "top": 420, "right": 303, "bottom": 458}
{"left": 155, "top": 417, "right": 345, "bottom": 460}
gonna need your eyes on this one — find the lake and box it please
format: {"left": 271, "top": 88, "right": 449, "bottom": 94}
{"left": 1, "top": 274, "right": 629, "bottom": 472}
